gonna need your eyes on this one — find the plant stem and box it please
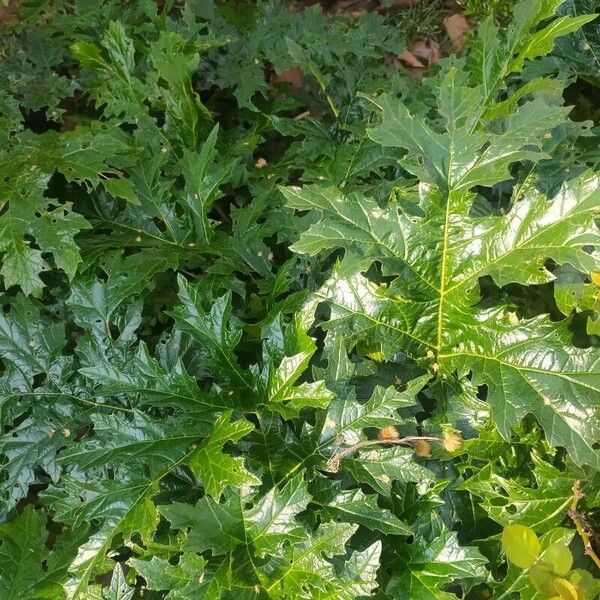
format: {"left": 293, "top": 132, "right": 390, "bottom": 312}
{"left": 326, "top": 436, "right": 439, "bottom": 470}
{"left": 569, "top": 480, "right": 600, "bottom": 570}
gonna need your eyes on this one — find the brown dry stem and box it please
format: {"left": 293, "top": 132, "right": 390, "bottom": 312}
{"left": 568, "top": 480, "right": 600, "bottom": 570}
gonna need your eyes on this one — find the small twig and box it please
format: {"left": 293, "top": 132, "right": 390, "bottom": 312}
{"left": 569, "top": 480, "right": 600, "bottom": 570}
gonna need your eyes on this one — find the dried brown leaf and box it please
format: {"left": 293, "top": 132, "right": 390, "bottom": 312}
{"left": 398, "top": 50, "right": 425, "bottom": 69}
{"left": 273, "top": 67, "right": 303, "bottom": 89}
{"left": 411, "top": 39, "right": 441, "bottom": 65}
{"left": 443, "top": 13, "right": 471, "bottom": 51}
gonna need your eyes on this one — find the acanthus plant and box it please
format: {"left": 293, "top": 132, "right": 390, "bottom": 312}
{"left": 0, "top": 0, "right": 599, "bottom": 599}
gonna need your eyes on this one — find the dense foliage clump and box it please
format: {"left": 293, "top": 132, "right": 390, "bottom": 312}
{"left": 0, "top": 0, "right": 599, "bottom": 598}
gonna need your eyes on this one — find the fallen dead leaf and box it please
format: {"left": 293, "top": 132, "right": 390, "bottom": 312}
{"left": 272, "top": 67, "right": 303, "bottom": 89}
{"left": 444, "top": 13, "right": 471, "bottom": 51}
{"left": 398, "top": 50, "right": 425, "bottom": 69}
{"left": 278, "top": 68, "right": 302, "bottom": 88}
{"left": 411, "top": 39, "right": 441, "bottom": 65}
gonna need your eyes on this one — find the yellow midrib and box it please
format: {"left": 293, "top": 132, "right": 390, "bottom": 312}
{"left": 435, "top": 202, "right": 451, "bottom": 355}
{"left": 435, "top": 128, "right": 458, "bottom": 356}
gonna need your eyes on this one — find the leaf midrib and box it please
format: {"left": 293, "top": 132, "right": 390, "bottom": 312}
{"left": 440, "top": 350, "right": 600, "bottom": 393}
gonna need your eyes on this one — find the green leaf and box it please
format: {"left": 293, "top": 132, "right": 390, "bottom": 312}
{"left": 386, "top": 530, "right": 487, "bottom": 599}
{"left": 40, "top": 430, "right": 205, "bottom": 600}
{"left": 552, "top": 0, "right": 600, "bottom": 87}
{"left": 81, "top": 343, "right": 201, "bottom": 408}
{"left": 460, "top": 456, "right": 582, "bottom": 533}
{"left": 68, "top": 251, "right": 175, "bottom": 330}
{"left": 318, "top": 487, "right": 413, "bottom": 535}
{"left": 261, "top": 313, "right": 335, "bottom": 418}
{"left": 0, "top": 179, "right": 86, "bottom": 295}
{"left": 257, "top": 522, "right": 358, "bottom": 598}
{"left": 0, "top": 507, "right": 47, "bottom": 600}
{"left": 543, "top": 541, "right": 573, "bottom": 576}
{"left": 449, "top": 314, "right": 600, "bottom": 469}
{"left": 33, "top": 527, "right": 89, "bottom": 600}
{"left": 180, "top": 125, "right": 234, "bottom": 246}
{"left": 148, "top": 30, "right": 211, "bottom": 149}
{"left": 268, "top": 373, "right": 334, "bottom": 419}
{"left": 469, "top": 0, "right": 596, "bottom": 105}
{"left": 554, "top": 264, "right": 599, "bottom": 316}
{"left": 0, "top": 505, "right": 85, "bottom": 600}
{"left": 0, "top": 127, "right": 130, "bottom": 295}
{"left": 0, "top": 295, "right": 73, "bottom": 516}
{"left": 0, "top": 409, "right": 73, "bottom": 519}
{"left": 510, "top": 14, "right": 598, "bottom": 72}
{"left": 172, "top": 277, "right": 255, "bottom": 394}
{"left": 71, "top": 20, "right": 148, "bottom": 121}
{"left": 366, "top": 91, "right": 567, "bottom": 192}
{"left": 333, "top": 542, "right": 382, "bottom": 600}
{"left": 159, "top": 480, "right": 374, "bottom": 598}
{"left": 245, "top": 473, "right": 311, "bottom": 555}
{"left": 129, "top": 554, "right": 207, "bottom": 599}
{"left": 281, "top": 185, "right": 406, "bottom": 259}
{"left": 159, "top": 494, "right": 245, "bottom": 556}
{"left": 0, "top": 294, "right": 65, "bottom": 396}
{"left": 103, "top": 565, "right": 134, "bottom": 600}
{"left": 56, "top": 412, "right": 202, "bottom": 471}
{"left": 345, "top": 447, "right": 434, "bottom": 496}
{"left": 41, "top": 476, "right": 160, "bottom": 599}
{"left": 103, "top": 178, "right": 140, "bottom": 206}
{"left": 187, "top": 411, "right": 259, "bottom": 499}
